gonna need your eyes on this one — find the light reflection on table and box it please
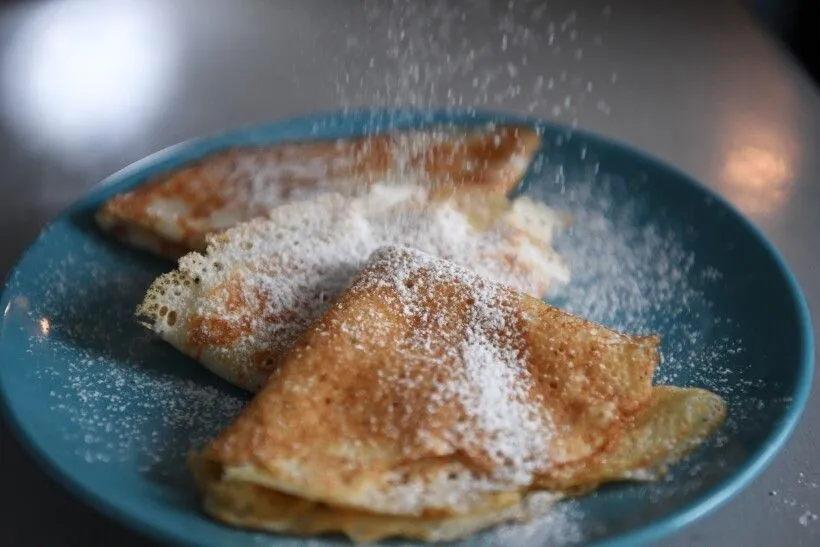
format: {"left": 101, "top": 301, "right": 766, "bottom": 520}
{"left": 716, "top": 95, "right": 802, "bottom": 221}
{"left": 1, "top": 0, "right": 177, "bottom": 157}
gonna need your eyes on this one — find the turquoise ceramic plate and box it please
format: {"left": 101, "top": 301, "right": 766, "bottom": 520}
{"left": 0, "top": 110, "right": 813, "bottom": 546}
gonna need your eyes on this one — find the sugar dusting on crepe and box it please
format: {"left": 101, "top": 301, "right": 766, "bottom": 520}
{"left": 349, "top": 245, "right": 551, "bottom": 484}
{"left": 139, "top": 187, "right": 568, "bottom": 391}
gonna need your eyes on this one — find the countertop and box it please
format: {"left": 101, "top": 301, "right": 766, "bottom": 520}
{"left": 1, "top": 0, "right": 818, "bottom": 545}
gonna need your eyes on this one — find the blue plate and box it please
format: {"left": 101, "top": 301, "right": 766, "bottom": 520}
{"left": 0, "top": 110, "right": 813, "bottom": 546}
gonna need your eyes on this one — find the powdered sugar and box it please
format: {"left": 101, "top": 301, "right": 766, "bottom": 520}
{"left": 19, "top": 243, "right": 247, "bottom": 476}
{"left": 480, "top": 497, "right": 583, "bottom": 547}
{"left": 456, "top": 283, "right": 548, "bottom": 481}
{"left": 799, "top": 511, "right": 818, "bottom": 526}
{"left": 40, "top": 352, "right": 245, "bottom": 469}
{"left": 229, "top": 128, "right": 492, "bottom": 216}
{"left": 350, "top": 246, "right": 549, "bottom": 484}
{"left": 334, "top": 0, "right": 614, "bottom": 126}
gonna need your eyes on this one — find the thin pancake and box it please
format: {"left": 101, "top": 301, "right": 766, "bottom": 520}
{"left": 136, "top": 190, "right": 569, "bottom": 392}
{"left": 193, "top": 388, "right": 724, "bottom": 543}
{"left": 97, "top": 124, "right": 541, "bottom": 258}
{"left": 194, "top": 246, "right": 659, "bottom": 520}
{"left": 193, "top": 247, "right": 726, "bottom": 542}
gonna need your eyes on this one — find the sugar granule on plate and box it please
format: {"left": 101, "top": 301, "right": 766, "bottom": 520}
{"left": 799, "top": 511, "right": 818, "bottom": 527}
{"left": 25, "top": 250, "right": 247, "bottom": 473}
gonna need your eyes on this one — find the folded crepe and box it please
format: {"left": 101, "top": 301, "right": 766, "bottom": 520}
{"left": 136, "top": 189, "right": 570, "bottom": 392}
{"left": 191, "top": 246, "right": 726, "bottom": 542}
{"left": 97, "top": 124, "right": 541, "bottom": 258}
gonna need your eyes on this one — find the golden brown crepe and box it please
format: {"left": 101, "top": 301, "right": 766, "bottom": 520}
{"left": 136, "top": 191, "right": 569, "bottom": 392}
{"left": 97, "top": 124, "right": 541, "bottom": 258}
{"left": 191, "top": 246, "right": 726, "bottom": 542}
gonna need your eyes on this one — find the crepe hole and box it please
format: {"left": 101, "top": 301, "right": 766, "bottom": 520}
{"left": 159, "top": 306, "right": 168, "bottom": 317}
{"left": 324, "top": 397, "right": 332, "bottom": 406}
{"left": 465, "top": 297, "right": 475, "bottom": 306}
{"left": 447, "top": 472, "right": 458, "bottom": 481}
{"left": 404, "top": 279, "right": 414, "bottom": 289}
{"left": 399, "top": 472, "right": 410, "bottom": 484}
{"left": 167, "top": 310, "right": 178, "bottom": 326}
{"left": 214, "top": 262, "right": 223, "bottom": 270}
{"left": 549, "top": 381, "right": 559, "bottom": 390}
{"left": 193, "top": 276, "right": 201, "bottom": 284}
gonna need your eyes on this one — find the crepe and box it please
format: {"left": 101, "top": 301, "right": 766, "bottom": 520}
{"left": 192, "top": 246, "right": 726, "bottom": 542}
{"left": 97, "top": 124, "right": 541, "bottom": 258}
{"left": 136, "top": 189, "right": 570, "bottom": 392}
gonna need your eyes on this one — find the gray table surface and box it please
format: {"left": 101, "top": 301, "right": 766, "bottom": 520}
{"left": 1, "top": 0, "right": 818, "bottom": 545}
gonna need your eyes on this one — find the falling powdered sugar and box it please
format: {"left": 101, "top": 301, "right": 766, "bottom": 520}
{"left": 333, "top": 0, "right": 616, "bottom": 127}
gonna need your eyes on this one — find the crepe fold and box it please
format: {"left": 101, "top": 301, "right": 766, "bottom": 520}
{"left": 191, "top": 246, "right": 725, "bottom": 542}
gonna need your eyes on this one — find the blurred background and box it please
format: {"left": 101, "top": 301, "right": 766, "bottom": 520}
{"left": 751, "top": 0, "right": 820, "bottom": 84}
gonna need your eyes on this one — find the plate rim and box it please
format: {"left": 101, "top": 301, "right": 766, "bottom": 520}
{"left": 0, "top": 107, "right": 814, "bottom": 547}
